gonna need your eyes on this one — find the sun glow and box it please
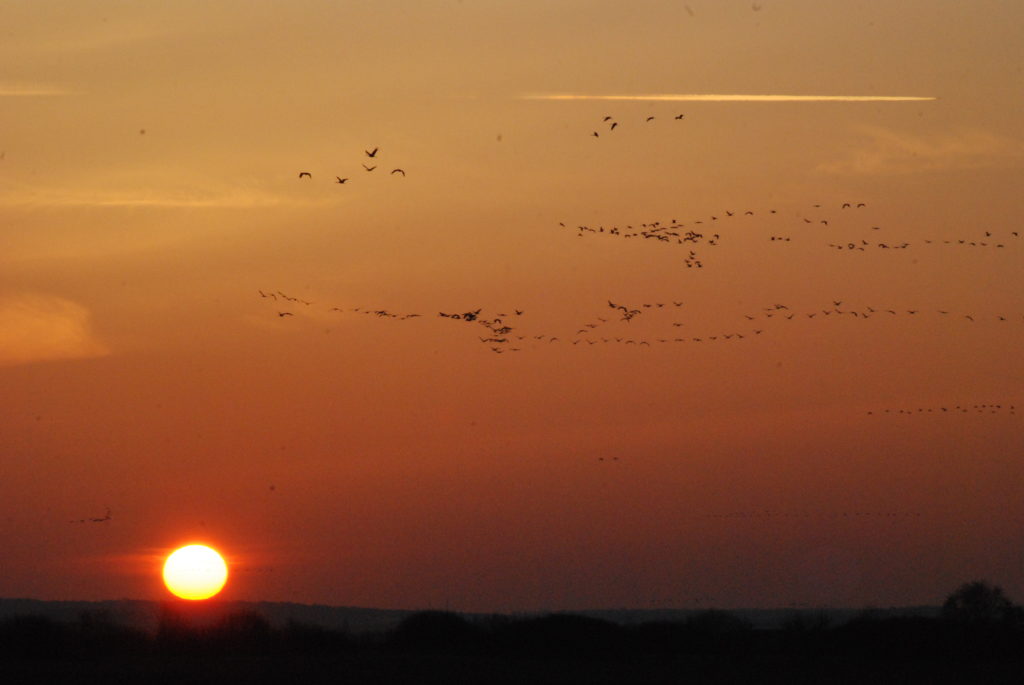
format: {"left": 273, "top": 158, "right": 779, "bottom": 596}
{"left": 162, "top": 544, "right": 228, "bottom": 600}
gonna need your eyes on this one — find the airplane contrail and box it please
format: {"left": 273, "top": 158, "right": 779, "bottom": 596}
{"left": 0, "top": 86, "right": 74, "bottom": 96}
{"left": 521, "top": 93, "right": 936, "bottom": 102}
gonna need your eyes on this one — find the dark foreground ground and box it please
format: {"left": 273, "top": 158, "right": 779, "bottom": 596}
{"left": 4, "top": 651, "right": 1023, "bottom": 685}
{"left": 3, "top": 606, "right": 1023, "bottom": 684}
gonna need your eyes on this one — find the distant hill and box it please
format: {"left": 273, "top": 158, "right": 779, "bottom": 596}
{"left": 575, "top": 606, "right": 942, "bottom": 630}
{"left": 0, "top": 598, "right": 412, "bottom": 634}
{"left": 0, "top": 598, "right": 940, "bottom": 634}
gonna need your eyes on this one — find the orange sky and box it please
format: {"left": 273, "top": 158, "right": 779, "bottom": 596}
{"left": 1, "top": 0, "right": 1022, "bottom": 612}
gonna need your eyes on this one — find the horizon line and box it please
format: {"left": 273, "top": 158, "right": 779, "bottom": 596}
{"left": 520, "top": 93, "right": 937, "bottom": 102}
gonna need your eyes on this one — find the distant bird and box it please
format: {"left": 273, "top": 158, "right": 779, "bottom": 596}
{"left": 592, "top": 131, "right": 599, "bottom": 137}
{"left": 362, "top": 164, "right": 376, "bottom": 171}
{"left": 674, "top": 114, "right": 685, "bottom": 119}
{"left": 603, "top": 116, "right": 613, "bottom": 121}
{"left": 298, "top": 172, "right": 311, "bottom": 179}
{"left": 365, "top": 147, "right": 379, "bottom": 157}
{"left": 278, "top": 312, "right": 294, "bottom": 317}
{"left": 609, "top": 122, "right": 618, "bottom": 130}
{"left": 645, "top": 116, "right": 655, "bottom": 122}
{"left": 390, "top": 168, "right": 406, "bottom": 176}
{"left": 335, "top": 177, "right": 348, "bottom": 184}
{"left": 72, "top": 508, "right": 112, "bottom": 524}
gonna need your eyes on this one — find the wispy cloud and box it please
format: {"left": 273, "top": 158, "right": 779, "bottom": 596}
{"left": 0, "top": 294, "right": 109, "bottom": 367}
{"left": 521, "top": 93, "right": 936, "bottom": 102}
{"left": 0, "top": 187, "right": 337, "bottom": 210}
{"left": 819, "top": 126, "right": 1024, "bottom": 175}
{"left": 0, "top": 85, "right": 75, "bottom": 96}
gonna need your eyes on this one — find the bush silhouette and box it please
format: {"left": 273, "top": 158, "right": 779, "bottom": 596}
{"left": 941, "top": 580, "right": 1017, "bottom": 625}
{"left": 0, "top": 615, "right": 72, "bottom": 659}
{"left": 208, "top": 610, "right": 275, "bottom": 652}
{"left": 389, "top": 610, "right": 478, "bottom": 651}
{"left": 941, "top": 580, "right": 1024, "bottom": 658}
{"left": 488, "top": 613, "right": 627, "bottom": 658}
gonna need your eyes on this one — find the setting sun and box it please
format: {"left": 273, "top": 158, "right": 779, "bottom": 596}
{"left": 162, "top": 545, "right": 228, "bottom": 600}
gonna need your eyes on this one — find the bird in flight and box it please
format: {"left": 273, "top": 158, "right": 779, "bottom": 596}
{"left": 365, "top": 147, "right": 379, "bottom": 157}
{"left": 298, "top": 172, "right": 311, "bottom": 179}
{"left": 363, "top": 164, "right": 376, "bottom": 171}
{"left": 72, "top": 508, "right": 112, "bottom": 524}
{"left": 336, "top": 177, "right": 348, "bottom": 184}
{"left": 674, "top": 114, "right": 685, "bottom": 120}
{"left": 278, "top": 312, "right": 294, "bottom": 317}
{"left": 645, "top": 116, "right": 656, "bottom": 122}
{"left": 390, "top": 168, "right": 406, "bottom": 176}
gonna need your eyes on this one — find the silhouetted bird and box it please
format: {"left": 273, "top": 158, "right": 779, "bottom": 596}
{"left": 391, "top": 168, "right": 406, "bottom": 176}
{"left": 71, "top": 507, "right": 112, "bottom": 524}
{"left": 336, "top": 177, "right": 348, "bottom": 184}
{"left": 365, "top": 147, "right": 379, "bottom": 157}
{"left": 298, "top": 172, "right": 311, "bottom": 179}
{"left": 363, "top": 164, "right": 376, "bottom": 171}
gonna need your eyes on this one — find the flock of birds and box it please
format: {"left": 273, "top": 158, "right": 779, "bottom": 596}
{"left": 705, "top": 510, "right": 923, "bottom": 520}
{"left": 260, "top": 287, "right": 1024, "bottom": 358}
{"left": 253, "top": 167, "right": 1020, "bottom": 497}
{"left": 589, "top": 112, "right": 686, "bottom": 138}
{"left": 866, "top": 404, "right": 1016, "bottom": 416}
{"left": 297, "top": 146, "right": 405, "bottom": 186}
{"left": 70, "top": 507, "right": 111, "bottom": 524}
{"left": 259, "top": 292, "right": 778, "bottom": 352}
{"left": 559, "top": 200, "right": 1022, "bottom": 270}
{"left": 738, "top": 301, "right": 1024, "bottom": 325}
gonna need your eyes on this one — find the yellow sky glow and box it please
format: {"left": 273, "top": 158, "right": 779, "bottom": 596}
{"left": 521, "top": 94, "right": 937, "bottom": 102}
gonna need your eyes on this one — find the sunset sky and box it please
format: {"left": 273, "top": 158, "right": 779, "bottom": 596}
{"left": 2, "top": 0, "right": 1022, "bottom": 613}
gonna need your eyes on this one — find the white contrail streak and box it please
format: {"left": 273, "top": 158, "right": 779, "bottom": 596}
{"left": 0, "top": 86, "right": 74, "bottom": 96}
{"left": 521, "top": 94, "right": 936, "bottom": 102}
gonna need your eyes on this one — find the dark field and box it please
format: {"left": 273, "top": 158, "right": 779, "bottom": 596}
{"left": 3, "top": 587, "right": 1023, "bottom": 685}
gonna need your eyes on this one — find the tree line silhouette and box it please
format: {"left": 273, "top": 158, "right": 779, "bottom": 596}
{"left": 1, "top": 581, "right": 1021, "bottom": 683}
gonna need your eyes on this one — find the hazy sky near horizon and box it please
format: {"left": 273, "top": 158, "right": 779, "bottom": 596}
{"left": 2, "top": 0, "right": 1023, "bottom": 612}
